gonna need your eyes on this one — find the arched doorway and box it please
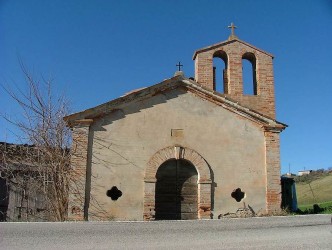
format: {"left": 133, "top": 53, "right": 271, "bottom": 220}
{"left": 144, "top": 146, "right": 212, "bottom": 221}
{"left": 155, "top": 159, "right": 198, "bottom": 220}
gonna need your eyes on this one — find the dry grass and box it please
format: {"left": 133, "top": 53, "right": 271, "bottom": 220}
{"left": 296, "top": 173, "right": 332, "bottom": 205}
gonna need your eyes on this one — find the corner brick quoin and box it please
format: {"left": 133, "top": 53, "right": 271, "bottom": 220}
{"left": 143, "top": 146, "right": 212, "bottom": 221}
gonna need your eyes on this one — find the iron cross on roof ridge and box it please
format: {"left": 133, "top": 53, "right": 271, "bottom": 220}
{"left": 176, "top": 61, "right": 183, "bottom": 71}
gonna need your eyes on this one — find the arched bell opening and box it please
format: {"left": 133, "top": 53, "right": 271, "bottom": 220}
{"left": 242, "top": 52, "right": 257, "bottom": 95}
{"left": 213, "top": 50, "right": 228, "bottom": 94}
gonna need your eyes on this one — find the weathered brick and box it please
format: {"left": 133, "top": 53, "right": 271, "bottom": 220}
{"left": 193, "top": 38, "right": 276, "bottom": 118}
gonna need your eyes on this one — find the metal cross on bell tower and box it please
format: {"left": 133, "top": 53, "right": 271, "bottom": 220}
{"left": 228, "top": 22, "right": 238, "bottom": 40}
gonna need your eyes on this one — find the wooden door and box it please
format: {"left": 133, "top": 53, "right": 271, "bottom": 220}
{"left": 155, "top": 159, "right": 198, "bottom": 220}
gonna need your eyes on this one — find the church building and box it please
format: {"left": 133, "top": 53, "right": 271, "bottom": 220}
{"left": 64, "top": 25, "right": 287, "bottom": 221}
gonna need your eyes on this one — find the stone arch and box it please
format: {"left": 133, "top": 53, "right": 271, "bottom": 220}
{"left": 144, "top": 146, "right": 212, "bottom": 220}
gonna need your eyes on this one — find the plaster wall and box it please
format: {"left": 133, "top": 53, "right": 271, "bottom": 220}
{"left": 88, "top": 88, "right": 266, "bottom": 220}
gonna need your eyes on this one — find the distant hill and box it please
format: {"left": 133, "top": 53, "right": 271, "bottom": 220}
{"left": 295, "top": 173, "right": 332, "bottom": 205}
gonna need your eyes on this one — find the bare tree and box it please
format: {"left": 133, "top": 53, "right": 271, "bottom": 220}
{"left": 0, "top": 63, "right": 72, "bottom": 221}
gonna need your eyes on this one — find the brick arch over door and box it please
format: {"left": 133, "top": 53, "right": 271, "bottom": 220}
{"left": 143, "top": 146, "right": 212, "bottom": 220}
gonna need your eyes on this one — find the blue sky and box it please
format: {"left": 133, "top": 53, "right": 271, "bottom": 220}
{"left": 1, "top": 0, "right": 331, "bottom": 174}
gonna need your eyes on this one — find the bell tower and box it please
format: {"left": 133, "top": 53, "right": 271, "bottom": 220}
{"left": 193, "top": 23, "right": 276, "bottom": 119}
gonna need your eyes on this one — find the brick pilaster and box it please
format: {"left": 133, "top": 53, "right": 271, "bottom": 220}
{"left": 67, "top": 119, "right": 93, "bottom": 221}
{"left": 265, "top": 130, "right": 281, "bottom": 213}
{"left": 195, "top": 52, "right": 214, "bottom": 90}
